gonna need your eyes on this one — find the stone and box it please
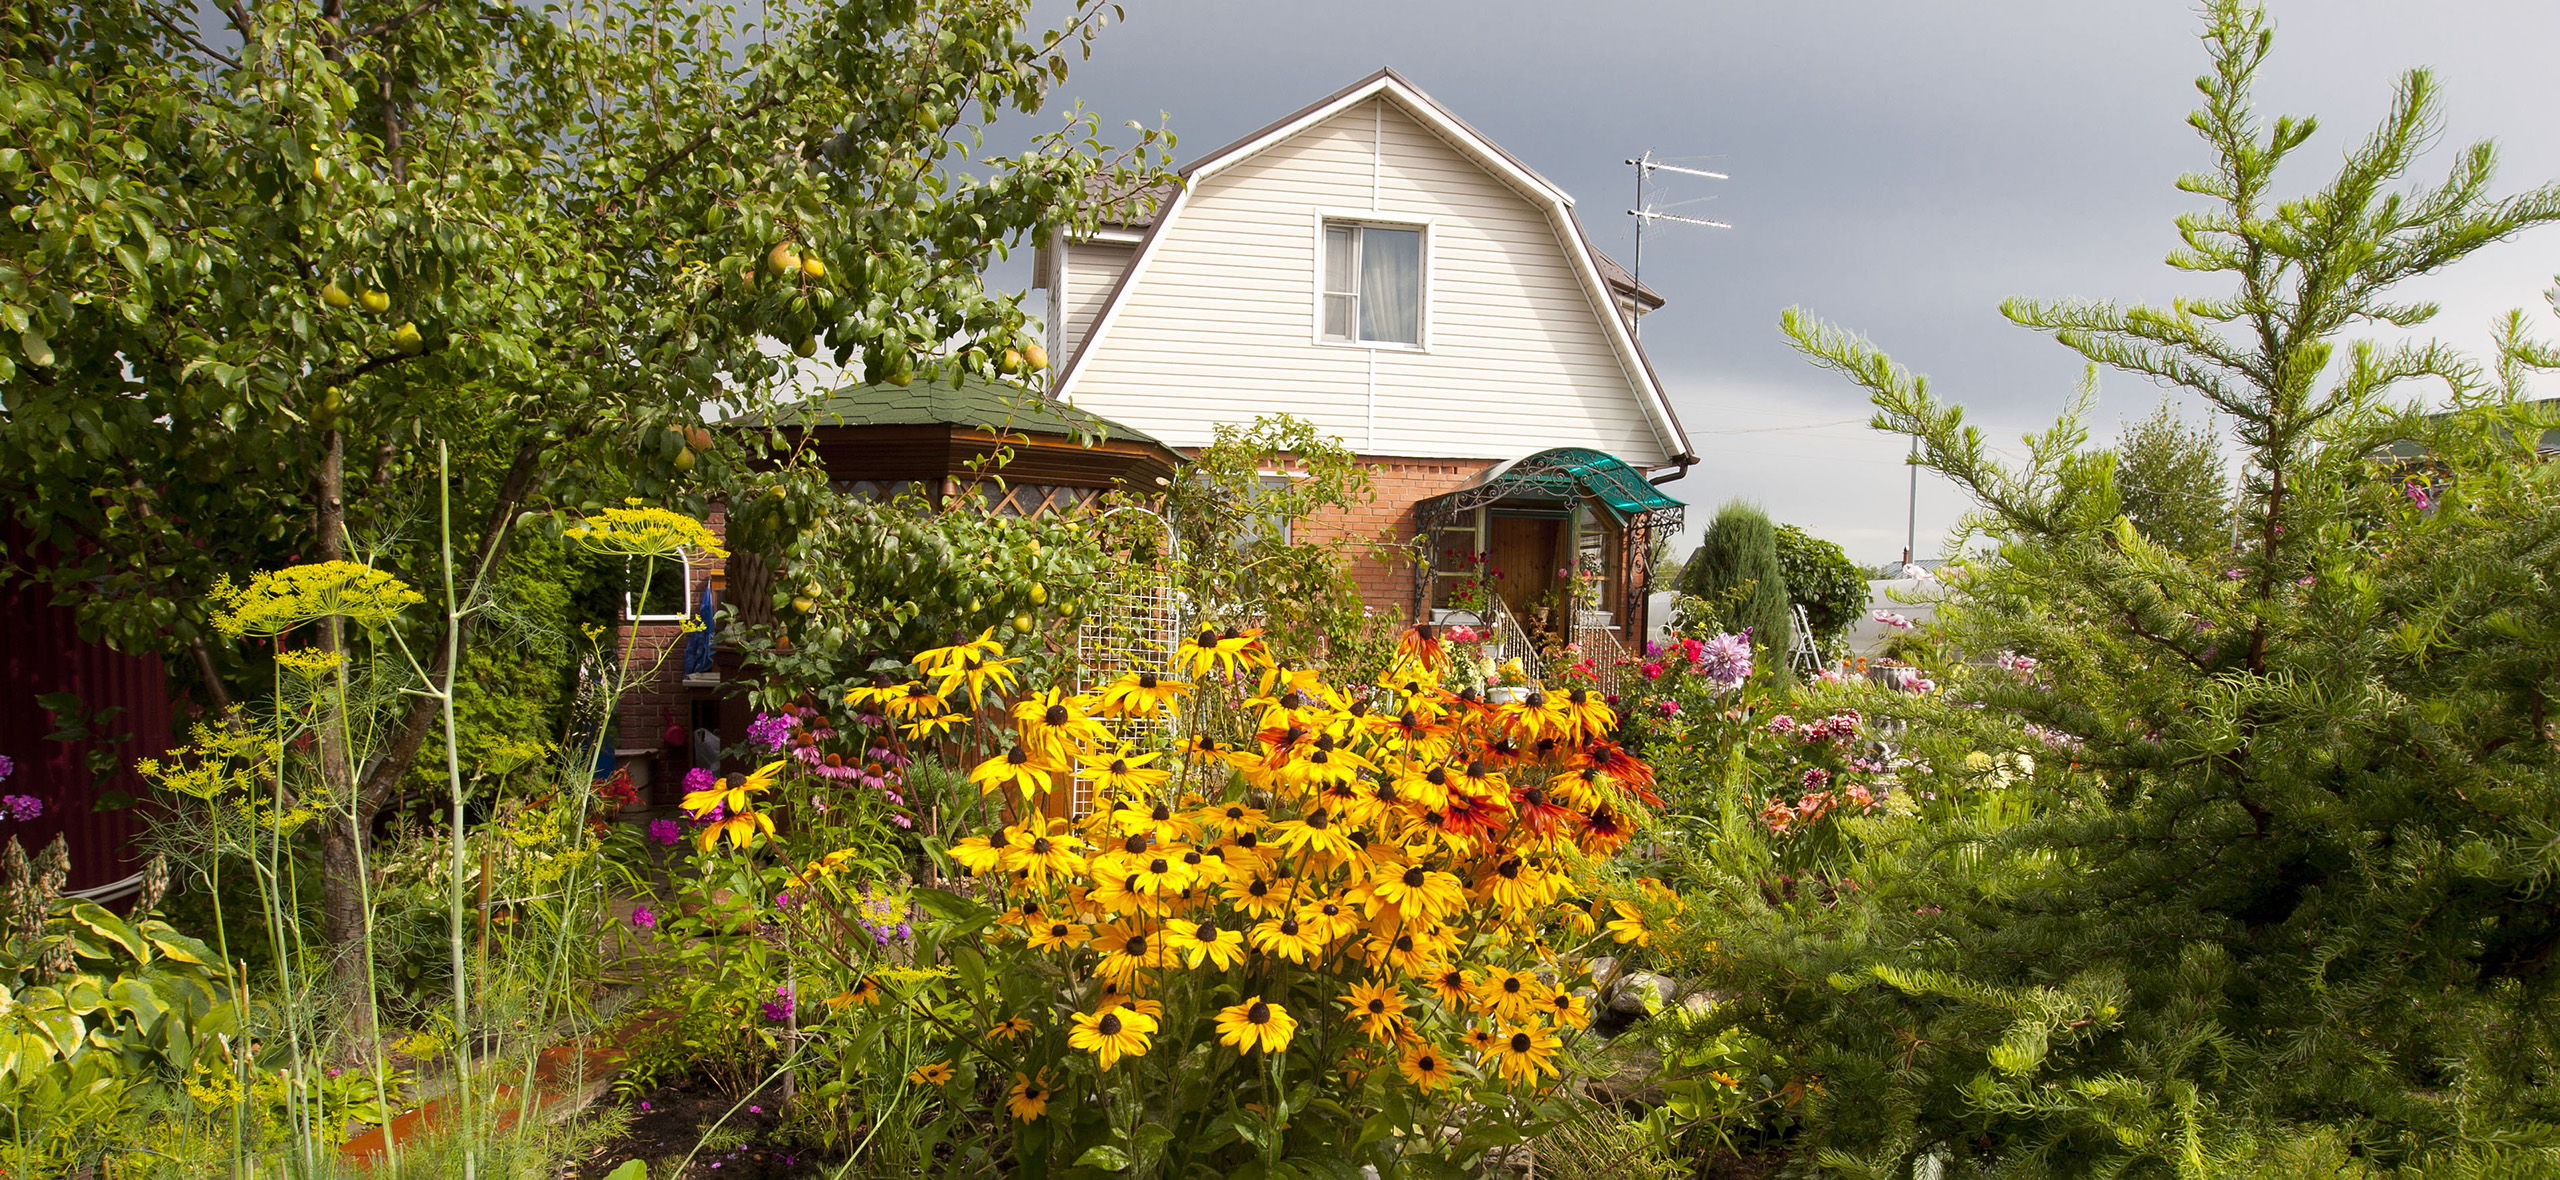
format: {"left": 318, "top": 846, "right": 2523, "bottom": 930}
{"left": 1608, "top": 971, "right": 1676, "bottom": 1017}
{"left": 1681, "top": 991, "right": 1716, "bottom": 1018}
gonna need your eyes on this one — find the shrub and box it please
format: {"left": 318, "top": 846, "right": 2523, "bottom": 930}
{"left": 1771, "top": 524, "right": 1865, "bottom": 648}
{"left": 1678, "top": 502, "right": 1792, "bottom": 662}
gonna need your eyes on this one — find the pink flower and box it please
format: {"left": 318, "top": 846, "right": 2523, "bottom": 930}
{"left": 1641, "top": 662, "right": 1664, "bottom": 680}
{"left": 631, "top": 907, "right": 656, "bottom": 929}
{"left": 1654, "top": 698, "right": 1681, "bottom": 717}
{"left": 1872, "top": 610, "right": 1913, "bottom": 629}
{"left": 1764, "top": 715, "right": 1797, "bottom": 736}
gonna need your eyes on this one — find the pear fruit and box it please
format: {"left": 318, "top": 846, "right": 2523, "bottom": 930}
{"left": 767, "top": 243, "right": 801, "bottom": 274}
{"left": 800, "top": 255, "right": 826, "bottom": 280}
{"left": 673, "top": 448, "right": 697, "bottom": 472}
{"left": 391, "top": 322, "right": 424, "bottom": 354}
{"left": 1022, "top": 343, "right": 1048, "bottom": 372}
{"left": 1000, "top": 348, "right": 1023, "bottom": 374}
{"left": 360, "top": 290, "right": 391, "bottom": 314}
{"left": 685, "top": 426, "right": 713, "bottom": 451}
{"left": 320, "top": 282, "right": 353, "bottom": 309}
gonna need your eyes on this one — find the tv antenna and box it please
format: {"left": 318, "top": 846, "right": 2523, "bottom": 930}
{"left": 1625, "top": 151, "right": 1729, "bottom": 339}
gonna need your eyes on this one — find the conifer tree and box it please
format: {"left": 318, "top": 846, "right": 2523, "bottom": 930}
{"left": 1679, "top": 500, "right": 1791, "bottom": 656}
{"left": 1724, "top": 1, "right": 2560, "bottom": 1172}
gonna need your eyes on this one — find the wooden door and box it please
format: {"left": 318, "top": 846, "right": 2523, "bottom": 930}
{"left": 1486, "top": 515, "right": 1561, "bottom": 627}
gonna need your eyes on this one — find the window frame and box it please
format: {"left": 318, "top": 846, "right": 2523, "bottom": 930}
{"left": 1310, "top": 211, "right": 1433, "bottom": 352}
{"left": 624, "top": 551, "right": 697, "bottom": 623}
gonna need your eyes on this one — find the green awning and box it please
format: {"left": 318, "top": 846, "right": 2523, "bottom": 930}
{"left": 1422, "top": 447, "right": 1683, "bottom": 522}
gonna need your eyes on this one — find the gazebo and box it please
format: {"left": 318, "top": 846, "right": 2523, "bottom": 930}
{"left": 1415, "top": 446, "right": 1684, "bottom": 664}
{"left": 758, "top": 374, "right": 1180, "bottom": 514}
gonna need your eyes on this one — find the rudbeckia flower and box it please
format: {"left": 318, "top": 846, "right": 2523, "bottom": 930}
{"left": 971, "top": 745, "right": 1060, "bottom": 797}
{"left": 1394, "top": 622, "right": 1450, "bottom": 674}
{"left": 986, "top": 1016, "right": 1033, "bottom": 1043}
{"left": 1128, "top": 852, "right": 1195, "bottom": 897}
{"left": 1339, "top": 979, "right": 1408, "bottom": 1043}
{"left": 1026, "top": 919, "right": 1090, "bottom": 951}
{"left": 1425, "top": 965, "right": 1475, "bottom": 1009}
{"left": 1473, "top": 967, "right": 1546, "bottom": 1023}
{"left": 947, "top": 826, "right": 1016, "bottom": 877}
{"left": 1165, "top": 917, "right": 1248, "bottom": 970}
{"left": 1546, "top": 988, "right": 1593, "bottom": 1030}
{"left": 1096, "top": 670, "right": 1193, "bottom": 718}
{"left": 1001, "top": 818, "right": 1088, "bottom": 884}
{"left": 1093, "top": 921, "right": 1161, "bottom": 981}
{"left": 1214, "top": 996, "right": 1297, "bottom": 1054}
{"left": 1007, "top": 1071, "right": 1052, "bottom": 1122}
{"left": 907, "top": 1060, "right": 957, "bottom": 1086}
{"left": 1014, "top": 689, "right": 1111, "bottom": 759}
{"left": 1267, "top": 807, "right": 1359, "bottom": 859}
{"left": 914, "top": 628, "right": 1003, "bottom": 677}
{"left": 903, "top": 711, "right": 966, "bottom": 742}
{"left": 1222, "top": 873, "right": 1288, "bottom": 919}
{"left": 883, "top": 680, "right": 950, "bottom": 721}
{"left": 1369, "top": 862, "right": 1466, "bottom": 921}
{"left": 684, "top": 759, "right": 785, "bottom": 851}
{"left": 1249, "top": 916, "right": 1323, "bottom": 964}
{"left": 1399, "top": 1042, "right": 1457, "bottom": 1092}
{"left": 1494, "top": 1022, "right": 1563, "bottom": 1083}
{"left": 935, "top": 652, "right": 1023, "bottom": 705}
{"left": 1606, "top": 901, "right": 1653, "bottom": 946}
{"left": 1555, "top": 685, "right": 1618, "bottom": 740}
{"left": 1068, "top": 1005, "right": 1159, "bottom": 1070}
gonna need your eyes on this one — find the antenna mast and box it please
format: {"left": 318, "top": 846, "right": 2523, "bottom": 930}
{"left": 1625, "top": 151, "right": 1729, "bottom": 339}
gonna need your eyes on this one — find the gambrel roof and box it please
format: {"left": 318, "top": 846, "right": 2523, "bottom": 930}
{"left": 1052, "top": 68, "right": 1695, "bottom": 468}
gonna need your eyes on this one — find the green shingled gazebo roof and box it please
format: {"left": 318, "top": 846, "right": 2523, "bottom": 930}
{"left": 755, "top": 373, "right": 1160, "bottom": 446}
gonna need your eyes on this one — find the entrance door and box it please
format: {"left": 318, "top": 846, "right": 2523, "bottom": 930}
{"left": 1486, "top": 514, "right": 1562, "bottom": 631}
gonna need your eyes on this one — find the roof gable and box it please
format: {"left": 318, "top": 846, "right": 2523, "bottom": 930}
{"left": 1053, "top": 69, "right": 1694, "bottom": 468}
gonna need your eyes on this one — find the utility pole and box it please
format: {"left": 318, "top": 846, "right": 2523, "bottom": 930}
{"left": 1903, "top": 437, "right": 1919, "bottom": 573}
{"left": 1624, "top": 152, "right": 1729, "bottom": 339}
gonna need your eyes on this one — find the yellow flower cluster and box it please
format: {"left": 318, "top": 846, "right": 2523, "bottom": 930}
{"left": 562, "top": 499, "right": 727, "bottom": 559}
{"left": 209, "top": 561, "right": 424, "bottom": 637}
{"left": 919, "top": 623, "right": 1659, "bottom": 1104}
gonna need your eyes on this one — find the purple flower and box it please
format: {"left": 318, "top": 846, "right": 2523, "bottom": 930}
{"left": 631, "top": 906, "right": 656, "bottom": 929}
{"left": 746, "top": 712, "right": 793, "bottom": 751}
{"left": 0, "top": 754, "right": 14, "bottom": 781}
{"left": 748, "top": 1105, "right": 762, "bottom": 1114}
{"left": 1694, "top": 632, "right": 1753, "bottom": 693}
{"left": 760, "top": 984, "right": 795, "bottom": 1023}
{"left": 775, "top": 891, "right": 800, "bottom": 909}
{"left": 1, "top": 795, "right": 41, "bottom": 822}
{"left": 648, "top": 818, "right": 684, "bottom": 846}
{"left": 2406, "top": 481, "right": 2432, "bottom": 511}
{"left": 683, "top": 767, "right": 718, "bottom": 794}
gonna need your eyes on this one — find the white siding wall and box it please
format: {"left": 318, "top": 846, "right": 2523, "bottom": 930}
{"left": 1060, "top": 241, "right": 1138, "bottom": 367}
{"left": 1063, "top": 97, "right": 1670, "bottom": 467}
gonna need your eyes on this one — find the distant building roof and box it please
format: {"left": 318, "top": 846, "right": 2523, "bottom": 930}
{"left": 745, "top": 373, "right": 1179, "bottom": 494}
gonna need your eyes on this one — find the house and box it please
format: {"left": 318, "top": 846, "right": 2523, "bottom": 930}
{"left": 1034, "top": 68, "right": 1695, "bottom": 659}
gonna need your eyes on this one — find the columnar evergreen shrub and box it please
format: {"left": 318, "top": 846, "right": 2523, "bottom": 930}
{"left": 1678, "top": 502, "right": 1792, "bottom": 659}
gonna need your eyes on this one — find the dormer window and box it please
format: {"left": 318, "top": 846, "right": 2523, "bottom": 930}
{"left": 1321, "top": 221, "right": 1423, "bottom": 346}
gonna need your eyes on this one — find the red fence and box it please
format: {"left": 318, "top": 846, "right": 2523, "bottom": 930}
{"left": 0, "top": 558, "right": 171, "bottom": 892}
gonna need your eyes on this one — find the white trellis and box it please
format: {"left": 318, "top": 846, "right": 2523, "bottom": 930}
{"left": 1069, "top": 506, "right": 1183, "bottom": 816}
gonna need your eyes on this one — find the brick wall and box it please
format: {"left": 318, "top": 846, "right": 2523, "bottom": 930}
{"left": 1199, "top": 453, "right": 1496, "bottom": 626}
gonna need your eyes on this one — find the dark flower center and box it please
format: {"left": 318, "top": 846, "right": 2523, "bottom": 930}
{"left": 1024, "top": 1085, "right": 1043, "bottom": 1100}
{"left": 1236, "top": 832, "right": 1261, "bottom": 850}
{"left": 1279, "top": 691, "right": 1304, "bottom": 710}
{"left": 1417, "top": 1055, "right": 1437, "bottom": 1071}
{"left": 1426, "top": 767, "right": 1447, "bottom": 786}
{"left": 1510, "top": 1032, "right": 1532, "bottom": 1053}
{"left": 1138, "top": 672, "right": 1158, "bottom": 688}
{"left": 1499, "top": 859, "right": 1523, "bottom": 879}
{"left": 1457, "top": 687, "right": 1480, "bottom": 703}
{"left": 1466, "top": 759, "right": 1487, "bottom": 779}
{"left": 1394, "top": 934, "right": 1416, "bottom": 952}
{"left": 1151, "top": 802, "right": 1172, "bottom": 822}
{"left": 1148, "top": 858, "right": 1169, "bottom": 875}
{"left": 1367, "top": 999, "right": 1386, "bottom": 1014}
{"left": 1321, "top": 904, "right": 1340, "bottom": 917}
{"left": 1306, "top": 809, "right": 1331, "bottom": 830}
{"left": 1098, "top": 1013, "right": 1123, "bottom": 1036}
{"left": 1109, "top": 759, "right": 1130, "bottom": 774}
{"left": 1032, "top": 838, "right": 1053, "bottom": 855}
{"left": 1403, "top": 867, "right": 1428, "bottom": 888}
{"left": 991, "top": 831, "right": 1011, "bottom": 848}
{"left": 1225, "top": 805, "right": 1247, "bottom": 820}
{"left": 1126, "top": 935, "right": 1147, "bottom": 955}
{"left": 1278, "top": 920, "right": 1300, "bottom": 937}
{"left": 1503, "top": 976, "right": 1522, "bottom": 994}
{"left": 1049, "top": 923, "right": 1069, "bottom": 938}
{"left": 1124, "top": 835, "right": 1149, "bottom": 855}
{"left": 1569, "top": 688, "right": 1589, "bottom": 705}
{"left": 1524, "top": 691, "right": 1546, "bottom": 708}
{"left": 1524, "top": 787, "right": 1546, "bottom": 807}
{"left": 1044, "top": 705, "right": 1070, "bottom": 726}
{"left": 1007, "top": 747, "right": 1031, "bottom": 766}
{"left": 1246, "top": 1002, "right": 1271, "bottom": 1024}
{"left": 1415, "top": 623, "right": 1438, "bottom": 641}
{"left": 1197, "top": 922, "right": 1221, "bottom": 940}
{"left": 1248, "top": 878, "right": 1270, "bottom": 897}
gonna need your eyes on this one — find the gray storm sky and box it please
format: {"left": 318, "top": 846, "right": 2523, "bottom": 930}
{"left": 984, "top": 1, "right": 2560, "bottom": 565}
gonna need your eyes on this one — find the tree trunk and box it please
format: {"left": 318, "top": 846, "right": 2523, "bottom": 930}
{"left": 313, "top": 426, "right": 380, "bottom": 1053}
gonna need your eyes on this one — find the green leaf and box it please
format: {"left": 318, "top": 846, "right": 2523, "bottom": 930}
{"left": 604, "top": 1162, "right": 650, "bottom": 1180}
{"left": 1072, "top": 1145, "right": 1131, "bottom": 1171}
{"left": 69, "top": 901, "right": 148, "bottom": 961}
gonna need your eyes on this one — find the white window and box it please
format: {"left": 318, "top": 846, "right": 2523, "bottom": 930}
{"left": 626, "top": 553, "right": 696, "bottom": 622}
{"left": 1321, "top": 222, "right": 1423, "bottom": 346}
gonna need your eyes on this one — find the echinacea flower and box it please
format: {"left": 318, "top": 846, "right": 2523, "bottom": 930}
{"left": 1214, "top": 996, "right": 1297, "bottom": 1055}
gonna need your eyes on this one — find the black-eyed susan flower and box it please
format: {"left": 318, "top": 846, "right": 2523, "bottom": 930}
{"left": 1493, "top": 1022, "right": 1562, "bottom": 1083}
{"left": 1001, "top": 818, "right": 1087, "bottom": 884}
{"left": 1128, "top": 852, "right": 1194, "bottom": 897}
{"left": 1214, "top": 996, "right": 1297, "bottom": 1054}
{"left": 1068, "top": 1005, "right": 1159, "bottom": 1070}
{"left": 684, "top": 759, "right": 784, "bottom": 851}
{"left": 1248, "top": 915, "right": 1323, "bottom": 964}
{"left": 1081, "top": 750, "right": 1173, "bottom": 797}
{"left": 946, "top": 826, "right": 1017, "bottom": 877}
{"left": 826, "top": 975, "right": 882, "bottom": 1010}
{"left": 912, "top": 627, "right": 1003, "bottom": 677}
{"left": 1606, "top": 901, "right": 1653, "bottom": 946}
{"left": 1474, "top": 967, "right": 1545, "bottom": 1023}
{"left": 1295, "top": 896, "right": 1359, "bottom": 945}
{"left": 1369, "top": 862, "right": 1465, "bottom": 921}
{"left": 1222, "top": 874, "right": 1288, "bottom": 919}
{"left": 1014, "top": 688, "right": 1110, "bottom": 759}
{"left": 1462, "top": 1023, "right": 1502, "bottom": 1057}
{"left": 907, "top": 1061, "right": 956, "bottom": 1086}
{"left": 1006, "top": 1071, "right": 1052, "bottom": 1121}
{"left": 903, "top": 711, "right": 966, "bottom": 742}
{"left": 1092, "top": 921, "right": 1160, "bottom": 982}
{"left": 936, "top": 652, "right": 1023, "bottom": 705}
{"left": 883, "top": 680, "right": 950, "bottom": 721}
{"left": 1267, "top": 807, "right": 1358, "bottom": 859}
{"left": 1165, "top": 917, "right": 1248, "bottom": 970}
{"left": 1399, "top": 1041, "right": 1457, "bottom": 1092}
{"left": 1425, "top": 964, "right": 1474, "bottom": 1009}
{"left": 1096, "top": 670, "right": 1192, "bottom": 718}
{"left": 1547, "top": 988, "right": 1592, "bottom": 1030}
{"left": 971, "top": 745, "right": 1060, "bottom": 797}
{"left": 985, "top": 1016, "right": 1033, "bottom": 1043}
{"left": 1339, "top": 979, "right": 1407, "bottom": 1043}
{"left": 1026, "top": 919, "right": 1090, "bottom": 952}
